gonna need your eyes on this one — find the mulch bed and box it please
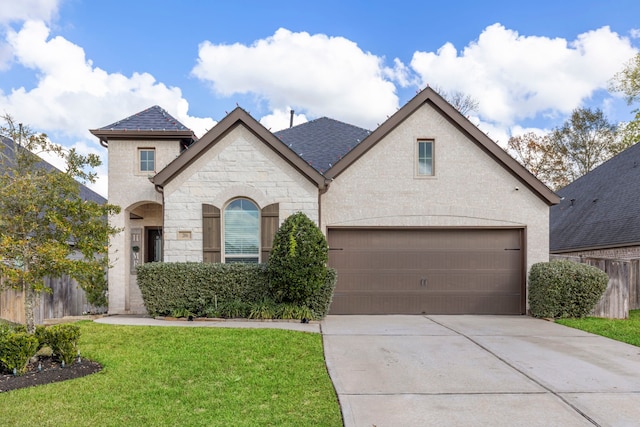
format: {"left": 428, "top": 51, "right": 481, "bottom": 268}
{"left": 0, "top": 356, "right": 102, "bottom": 393}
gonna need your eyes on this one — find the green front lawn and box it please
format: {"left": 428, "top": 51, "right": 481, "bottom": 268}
{"left": 557, "top": 309, "right": 640, "bottom": 347}
{"left": 0, "top": 321, "right": 342, "bottom": 427}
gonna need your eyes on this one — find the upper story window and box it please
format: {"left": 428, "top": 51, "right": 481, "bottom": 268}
{"left": 417, "top": 140, "right": 434, "bottom": 176}
{"left": 224, "top": 198, "right": 259, "bottom": 263}
{"left": 139, "top": 148, "right": 155, "bottom": 173}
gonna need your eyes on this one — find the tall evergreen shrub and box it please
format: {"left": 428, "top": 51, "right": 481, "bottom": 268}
{"left": 267, "top": 212, "right": 328, "bottom": 304}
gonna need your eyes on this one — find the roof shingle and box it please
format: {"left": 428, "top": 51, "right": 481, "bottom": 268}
{"left": 0, "top": 135, "right": 106, "bottom": 204}
{"left": 98, "top": 105, "right": 190, "bottom": 132}
{"left": 275, "top": 117, "right": 370, "bottom": 174}
{"left": 550, "top": 142, "right": 640, "bottom": 252}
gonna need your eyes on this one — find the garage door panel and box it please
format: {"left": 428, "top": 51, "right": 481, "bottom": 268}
{"left": 328, "top": 228, "right": 524, "bottom": 315}
{"left": 329, "top": 292, "right": 522, "bottom": 315}
{"left": 335, "top": 270, "right": 518, "bottom": 292}
{"left": 330, "top": 250, "right": 519, "bottom": 270}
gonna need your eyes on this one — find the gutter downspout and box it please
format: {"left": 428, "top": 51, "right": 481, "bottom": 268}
{"left": 99, "top": 138, "right": 108, "bottom": 148}
{"left": 318, "top": 178, "right": 332, "bottom": 232}
{"left": 153, "top": 183, "right": 165, "bottom": 261}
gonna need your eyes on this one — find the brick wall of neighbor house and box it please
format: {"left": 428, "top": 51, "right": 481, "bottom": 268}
{"left": 107, "top": 138, "right": 182, "bottom": 314}
{"left": 162, "top": 125, "right": 319, "bottom": 262}
{"left": 555, "top": 246, "right": 640, "bottom": 260}
{"left": 321, "top": 102, "right": 550, "bottom": 277}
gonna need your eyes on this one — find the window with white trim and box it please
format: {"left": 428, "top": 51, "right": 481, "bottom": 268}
{"left": 224, "top": 198, "right": 259, "bottom": 263}
{"left": 139, "top": 148, "right": 155, "bottom": 173}
{"left": 417, "top": 140, "right": 434, "bottom": 176}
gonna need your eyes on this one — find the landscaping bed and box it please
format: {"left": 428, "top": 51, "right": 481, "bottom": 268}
{"left": 0, "top": 355, "right": 101, "bottom": 392}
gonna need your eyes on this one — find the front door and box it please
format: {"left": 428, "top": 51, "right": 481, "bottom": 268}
{"left": 145, "top": 227, "right": 163, "bottom": 263}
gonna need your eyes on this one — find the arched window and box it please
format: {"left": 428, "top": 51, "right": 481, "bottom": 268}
{"left": 223, "top": 198, "right": 259, "bottom": 263}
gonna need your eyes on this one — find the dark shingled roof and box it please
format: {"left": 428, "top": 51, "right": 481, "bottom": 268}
{"left": 0, "top": 135, "right": 106, "bottom": 204}
{"left": 550, "top": 142, "right": 640, "bottom": 252}
{"left": 275, "top": 117, "right": 371, "bottom": 174}
{"left": 98, "top": 105, "right": 190, "bottom": 132}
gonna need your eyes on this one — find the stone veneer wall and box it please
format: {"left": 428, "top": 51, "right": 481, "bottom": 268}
{"left": 553, "top": 246, "right": 640, "bottom": 260}
{"left": 162, "top": 125, "right": 319, "bottom": 263}
{"left": 107, "top": 138, "right": 182, "bottom": 314}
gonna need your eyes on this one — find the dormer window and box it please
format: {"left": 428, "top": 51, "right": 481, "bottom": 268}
{"left": 139, "top": 148, "right": 155, "bottom": 173}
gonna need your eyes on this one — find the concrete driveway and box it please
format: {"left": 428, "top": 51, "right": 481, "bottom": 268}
{"left": 321, "top": 315, "right": 640, "bottom": 427}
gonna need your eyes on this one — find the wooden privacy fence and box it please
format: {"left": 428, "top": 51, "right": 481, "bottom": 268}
{"left": 0, "top": 275, "right": 105, "bottom": 325}
{"left": 550, "top": 256, "right": 640, "bottom": 319}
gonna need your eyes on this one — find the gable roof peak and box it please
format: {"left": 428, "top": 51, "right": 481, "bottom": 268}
{"left": 323, "top": 86, "right": 559, "bottom": 206}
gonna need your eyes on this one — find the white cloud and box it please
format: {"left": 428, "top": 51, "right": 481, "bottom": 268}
{"left": 410, "top": 24, "right": 638, "bottom": 127}
{"left": 192, "top": 28, "right": 398, "bottom": 129}
{"left": 0, "top": 20, "right": 214, "bottom": 197}
{"left": 0, "top": 0, "right": 60, "bottom": 24}
{"left": 259, "top": 107, "right": 308, "bottom": 132}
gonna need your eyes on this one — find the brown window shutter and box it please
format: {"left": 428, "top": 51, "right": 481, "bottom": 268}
{"left": 202, "top": 204, "right": 221, "bottom": 263}
{"left": 261, "top": 203, "right": 279, "bottom": 262}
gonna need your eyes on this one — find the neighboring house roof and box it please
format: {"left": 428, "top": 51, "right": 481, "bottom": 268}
{"left": 0, "top": 135, "right": 106, "bottom": 204}
{"left": 152, "top": 107, "right": 329, "bottom": 190}
{"left": 275, "top": 117, "right": 371, "bottom": 174}
{"left": 550, "top": 142, "right": 640, "bottom": 253}
{"left": 90, "top": 105, "right": 197, "bottom": 147}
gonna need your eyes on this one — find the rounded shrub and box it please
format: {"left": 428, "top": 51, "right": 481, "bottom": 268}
{"left": 267, "top": 212, "right": 328, "bottom": 304}
{"left": 528, "top": 260, "right": 608, "bottom": 318}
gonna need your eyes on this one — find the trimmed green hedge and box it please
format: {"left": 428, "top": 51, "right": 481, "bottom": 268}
{"left": 136, "top": 262, "right": 337, "bottom": 320}
{"left": 137, "top": 262, "right": 266, "bottom": 318}
{"left": 528, "top": 260, "right": 608, "bottom": 318}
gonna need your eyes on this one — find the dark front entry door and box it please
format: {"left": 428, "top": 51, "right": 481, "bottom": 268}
{"left": 146, "top": 228, "right": 163, "bottom": 263}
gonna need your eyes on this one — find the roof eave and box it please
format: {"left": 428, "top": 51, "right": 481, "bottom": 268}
{"left": 551, "top": 241, "right": 640, "bottom": 254}
{"left": 90, "top": 129, "right": 196, "bottom": 141}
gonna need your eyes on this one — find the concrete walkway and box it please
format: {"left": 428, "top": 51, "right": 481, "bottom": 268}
{"left": 321, "top": 315, "right": 640, "bottom": 427}
{"left": 95, "top": 315, "right": 320, "bottom": 332}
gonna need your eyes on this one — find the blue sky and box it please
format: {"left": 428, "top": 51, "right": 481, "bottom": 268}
{"left": 1, "top": 0, "right": 639, "bottom": 196}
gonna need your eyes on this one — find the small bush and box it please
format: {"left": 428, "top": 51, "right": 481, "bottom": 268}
{"left": 0, "top": 332, "right": 39, "bottom": 375}
{"left": 275, "top": 303, "right": 314, "bottom": 321}
{"left": 529, "top": 260, "right": 608, "bottom": 318}
{"left": 249, "top": 299, "right": 277, "bottom": 320}
{"left": 34, "top": 325, "right": 48, "bottom": 351}
{"left": 217, "top": 300, "right": 251, "bottom": 319}
{"left": 267, "top": 212, "right": 328, "bottom": 304}
{"left": 44, "top": 324, "right": 81, "bottom": 365}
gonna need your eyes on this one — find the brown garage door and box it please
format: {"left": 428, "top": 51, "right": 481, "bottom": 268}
{"left": 328, "top": 228, "right": 524, "bottom": 315}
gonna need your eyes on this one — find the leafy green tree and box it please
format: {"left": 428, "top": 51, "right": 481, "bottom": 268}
{"left": 267, "top": 212, "right": 328, "bottom": 305}
{"left": 507, "top": 132, "right": 569, "bottom": 190}
{"left": 610, "top": 53, "right": 640, "bottom": 147}
{"left": 0, "top": 114, "right": 120, "bottom": 332}
{"left": 610, "top": 53, "right": 640, "bottom": 105}
{"left": 549, "top": 108, "right": 626, "bottom": 184}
